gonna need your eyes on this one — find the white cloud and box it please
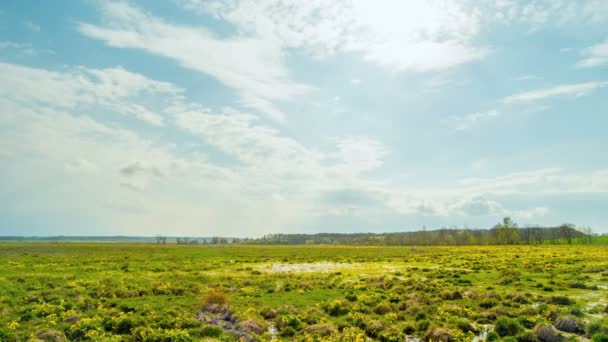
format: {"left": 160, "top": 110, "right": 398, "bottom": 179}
{"left": 511, "top": 75, "right": 540, "bottom": 81}
{"left": 503, "top": 82, "right": 608, "bottom": 104}
{"left": 514, "top": 207, "right": 549, "bottom": 220}
{"left": 484, "top": 0, "right": 608, "bottom": 29}
{"left": 79, "top": 2, "right": 310, "bottom": 122}
{"left": 0, "top": 40, "right": 53, "bottom": 56}
{"left": 445, "top": 109, "right": 499, "bottom": 130}
{"left": 333, "top": 136, "right": 388, "bottom": 174}
{"left": 183, "top": 0, "right": 490, "bottom": 71}
{"left": 457, "top": 168, "right": 608, "bottom": 195}
{"left": 350, "top": 79, "right": 361, "bottom": 85}
{"left": 0, "top": 62, "right": 176, "bottom": 126}
{"left": 2, "top": 60, "right": 607, "bottom": 234}
{"left": 576, "top": 39, "right": 608, "bottom": 68}
{"left": 172, "top": 106, "right": 323, "bottom": 176}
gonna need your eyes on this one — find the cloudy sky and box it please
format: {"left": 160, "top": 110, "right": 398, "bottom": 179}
{"left": 1, "top": 1, "right": 607, "bottom": 237}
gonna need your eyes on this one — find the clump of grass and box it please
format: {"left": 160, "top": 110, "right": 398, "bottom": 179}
{"left": 592, "top": 333, "right": 608, "bottom": 342}
{"left": 548, "top": 295, "right": 574, "bottom": 305}
{"left": 554, "top": 316, "right": 584, "bottom": 333}
{"left": 323, "top": 299, "right": 350, "bottom": 316}
{"left": 374, "top": 303, "right": 393, "bottom": 315}
{"left": 516, "top": 330, "right": 539, "bottom": 342}
{"left": 202, "top": 288, "right": 227, "bottom": 306}
{"left": 424, "top": 326, "right": 453, "bottom": 342}
{"left": 479, "top": 299, "right": 499, "bottom": 309}
{"left": 533, "top": 324, "right": 559, "bottom": 342}
{"left": 495, "top": 316, "right": 523, "bottom": 337}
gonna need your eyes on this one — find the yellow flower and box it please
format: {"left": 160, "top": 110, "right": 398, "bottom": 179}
{"left": 8, "top": 320, "right": 20, "bottom": 330}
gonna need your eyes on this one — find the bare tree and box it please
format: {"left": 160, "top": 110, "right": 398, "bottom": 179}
{"left": 532, "top": 228, "right": 544, "bottom": 244}
{"left": 497, "top": 217, "right": 519, "bottom": 244}
{"left": 579, "top": 226, "right": 593, "bottom": 244}
{"left": 559, "top": 223, "right": 576, "bottom": 244}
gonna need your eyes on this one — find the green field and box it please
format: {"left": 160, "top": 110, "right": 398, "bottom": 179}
{"left": 1, "top": 244, "right": 607, "bottom": 341}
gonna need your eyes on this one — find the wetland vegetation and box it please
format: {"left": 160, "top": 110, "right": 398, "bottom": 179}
{"left": 1, "top": 243, "right": 607, "bottom": 341}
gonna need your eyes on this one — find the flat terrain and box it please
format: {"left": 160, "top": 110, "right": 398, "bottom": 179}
{"left": 1, "top": 244, "right": 607, "bottom": 341}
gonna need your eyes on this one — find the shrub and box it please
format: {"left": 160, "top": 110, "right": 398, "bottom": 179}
{"left": 554, "top": 316, "right": 584, "bottom": 333}
{"left": 275, "top": 314, "right": 302, "bottom": 332}
{"left": 495, "top": 317, "right": 522, "bottom": 337}
{"left": 239, "top": 319, "right": 266, "bottom": 335}
{"left": 36, "top": 330, "right": 67, "bottom": 342}
{"left": 259, "top": 307, "right": 277, "bottom": 319}
{"left": 593, "top": 333, "right": 608, "bottom": 342}
{"left": 417, "top": 320, "right": 430, "bottom": 333}
{"left": 533, "top": 324, "right": 559, "bottom": 342}
{"left": 479, "top": 299, "right": 498, "bottom": 309}
{"left": 454, "top": 319, "right": 477, "bottom": 334}
{"left": 202, "top": 288, "right": 227, "bottom": 306}
{"left": 587, "top": 321, "right": 608, "bottom": 336}
{"left": 423, "top": 327, "right": 452, "bottom": 342}
{"left": 116, "top": 318, "right": 135, "bottom": 334}
{"left": 516, "top": 330, "right": 539, "bottom": 342}
{"left": 441, "top": 290, "right": 462, "bottom": 300}
{"left": 403, "top": 324, "right": 416, "bottom": 335}
{"left": 548, "top": 295, "right": 574, "bottom": 305}
{"left": 379, "top": 328, "right": 405, "bottom": 342}
{"left": 364, "top": 320, "right": 385, "bottom": 338}
{"left": 486, "top": 331, "right": 499, "bottom": 341}
{"left": 374, "top": 303, "right": 393, "bottom": 315}
{"left": 570, "top": 307, "right": 584, "bottom": 317}
{"left": 280, "top": 326, "right": 297, "bottom": 337}
{"left": 324, "top": 299, "right": 350, "bottom": 316}
{"left": 345, "top": 291, "right": 358, "bottom": 302}
{"left": 518, "top": 316, "right": 535, "bottom": 329}
{"left": 198, "top": 325, "right": 223, "bottom": 338}
{"left": 302, "top": 307, "right": 325, "bottom": 324}
{"left": 304, "top": 324, "right": 336, "bottom": 337}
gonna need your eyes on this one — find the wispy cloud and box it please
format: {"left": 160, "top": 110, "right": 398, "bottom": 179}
{"left": 184, "top": 0, "right": 490, "bottom": 72}
{"left": 79, "top": 2, "right": 310, "bottom": 123}
{"left": 503, "top": 81, "right": 608, "bottom": 103}
{"left": 576, "top": 39, "right": 608, "bottom": 68}
{"left": 511, "top": 75, "right": 540, "bottom": 81}
{"left": 445, "top": 109, "right": 499, "bottom": 131}
{"left": 0, "top": 40, "right": 53, "bottom": 56}
{"left": 0, "top": 62, "right": 177, "bottom": 126}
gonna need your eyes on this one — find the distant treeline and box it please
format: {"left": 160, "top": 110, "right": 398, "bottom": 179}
{"left": 236, "top": 219, "right": 596, "bottom": 246}
{"left": 0, "top": 236, "right": 219, "bottom": 244}
{"left": 0, "top": 218, "right": 601, "bottom": 246}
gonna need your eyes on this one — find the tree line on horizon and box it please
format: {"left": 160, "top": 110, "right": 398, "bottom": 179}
{"left": 219, "top": 217, "right": 595, "bottom": 246}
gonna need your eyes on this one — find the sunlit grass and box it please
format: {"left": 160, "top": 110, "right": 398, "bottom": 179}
{"left": 0, "top": 244, "right": 607, "bottom": 341}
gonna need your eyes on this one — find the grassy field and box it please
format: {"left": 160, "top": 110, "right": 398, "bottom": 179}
{"left": 1, "top": 244, "right": 607, "bottom": 341}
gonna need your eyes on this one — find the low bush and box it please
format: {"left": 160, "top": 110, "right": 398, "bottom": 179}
{"left": 495, "top": 317, "right": 522, "bottom": 337}
{"left": 533, "top": 324, "right": 559, "bottom": 342}
{"left": 593, "top": 333, "right": 608, "bottom": 342}
{"left": 198, "top": 325, "right": 223, "bottom": 338}
{"left": 548, "top": 295, "right": 574, "bottom": 305}
{"left": 516, "top": 330, "right": 539, "bottom": 342}
{"left": 202, "top": 288, "right": 227, "bottom": 306}
{"left": 554, "top": 316, "right": 584, "bottom": 333}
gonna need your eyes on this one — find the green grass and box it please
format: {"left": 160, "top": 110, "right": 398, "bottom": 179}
{"left": 1, "top": 244, "right": 607, "bottom": 341}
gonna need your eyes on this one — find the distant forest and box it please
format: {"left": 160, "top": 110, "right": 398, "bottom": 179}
{"left": 234, "top": 218, "right": 596, "bottom": 246}
{"left": 1, "top": 217, "right": 600, "bottom": 246}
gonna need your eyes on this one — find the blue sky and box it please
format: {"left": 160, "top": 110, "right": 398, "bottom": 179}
{"left": 1, "top": 0, "right": 607, "bottom": 237}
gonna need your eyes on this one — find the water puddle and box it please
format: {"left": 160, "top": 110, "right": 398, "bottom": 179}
{"left": 259, "top": 262, "right": 357, "bottom": 273}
